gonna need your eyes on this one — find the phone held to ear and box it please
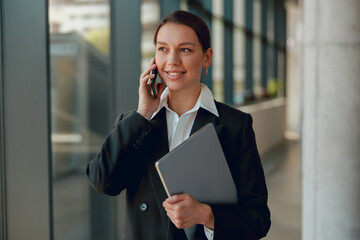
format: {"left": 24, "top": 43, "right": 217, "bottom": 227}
{"left": 150, "top": 67, "right": 163, "bottom": 99}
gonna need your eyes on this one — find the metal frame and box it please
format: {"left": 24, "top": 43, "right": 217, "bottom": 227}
{"left": 0, "top": 1, "right": 7, "bottom": 239}
{"left": 161, "top": 0, "right": 180, "bottom": 19}
{"left": 224, "top": 0, "right": 233, "bottom": 105}
{"left": 245, "top": 0, "right": 254, "bottom": 99}
{"left": 266, "top": 0, "right": 275, "bottom": 83}
{"left": 261, "top": 0, "right": 268, "bottom": 89}
{"left": 273, "top": 0, "right": 280, "bottom": 79}
{"left": 45, "top": 2, "right": 54, "bottom": 238}
{"left": 110, "top": 0, "right": 141, "bottom": 238}
{"left": 111, "top": 0, "right": 141, "bottom": 118}
{"left": 1, "top": 0, "right": 52, "bottom": 239}
{"left": 278, "top": 0, "right": 287, "bottom": 84}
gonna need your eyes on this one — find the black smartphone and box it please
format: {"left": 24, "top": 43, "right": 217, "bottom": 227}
{"left": 150, "top": 67, "right": 162, "bottom": 99}
{"left": 150, "top": 68, "right": 158, "bottom": 98}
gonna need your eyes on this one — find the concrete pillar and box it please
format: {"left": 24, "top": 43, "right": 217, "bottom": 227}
{"left": 302, "top": 0, "right": 360, "bottom": 239}
{"left": 285, "top": 2, "right": 301, "bottom": 138}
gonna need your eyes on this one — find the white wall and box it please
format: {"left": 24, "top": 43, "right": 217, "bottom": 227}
{"left": 239, "top": 98, "right": 286, "bottom": 156}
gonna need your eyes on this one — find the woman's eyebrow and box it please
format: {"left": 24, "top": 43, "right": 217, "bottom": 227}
{"left": 156, "top": 41, "right": 196, "bottom": 46}
{"left": 156, "top": 41, "right": 168, "bottom": 45}
{"left": 179, "top": 42, "right": 196, "bottom": 46}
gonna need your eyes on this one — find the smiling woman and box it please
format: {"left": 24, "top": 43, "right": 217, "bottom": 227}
{"left": 87, "top": 10, "right": 270, "bottom": 240}
{"left": 154, "top": 22, "right": 212, "bottom": 116}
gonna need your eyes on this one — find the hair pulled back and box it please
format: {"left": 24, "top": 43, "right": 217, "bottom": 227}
{"left": 153, "top": 10, "right": 211, "bottom": 52}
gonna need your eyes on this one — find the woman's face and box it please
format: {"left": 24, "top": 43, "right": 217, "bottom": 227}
{"left": 155, "top": 23, "right": 212, "bottom": 94}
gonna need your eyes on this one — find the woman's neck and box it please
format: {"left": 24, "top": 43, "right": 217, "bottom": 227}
{"left": 167, "top": 84, "right": 201, "bottom": 117}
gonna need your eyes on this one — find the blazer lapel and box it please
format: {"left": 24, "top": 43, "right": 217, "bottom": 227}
{"left": 190, "top": 107, "right": 223, "bottom": 137}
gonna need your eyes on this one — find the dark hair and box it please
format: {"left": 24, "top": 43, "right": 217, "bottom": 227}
{"left": 153, "top": 10, "right": 211, "bottom": 52}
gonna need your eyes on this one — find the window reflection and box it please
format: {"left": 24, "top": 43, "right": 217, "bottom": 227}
{"left": 253, "top": 0, "right": 263, "bottom": 99}
{"left": 49, "top": 0, "right": 110, "bottom": 239}
{"left": 233, "top": 0, "right": 246, "bottom": 105}
{"left": 212, "top": 0, "right": 225, "bottom": 102}
{"left": 140, "top": 1, "right": 160, "bottom": 71}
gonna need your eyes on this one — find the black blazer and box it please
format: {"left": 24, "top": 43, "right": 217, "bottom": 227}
{"left": 87, "top": 101, "right": 271, "bottom": 240}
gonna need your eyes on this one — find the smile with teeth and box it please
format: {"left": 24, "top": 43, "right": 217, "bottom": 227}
{"left": 165, "top": 71, "right": 185, "bottom": 79}
{"left": 168, "top": 72, "right": 182, "bottom": 76}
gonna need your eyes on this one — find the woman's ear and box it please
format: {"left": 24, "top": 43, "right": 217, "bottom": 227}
{"left": 204, "top": 48, "right": 213, "bottom": 68}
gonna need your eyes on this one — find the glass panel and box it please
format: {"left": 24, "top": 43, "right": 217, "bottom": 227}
{"left": 265, "top": 0, "right": 275, "bottom": 97}
{"left": 141, "top": 0, "right": 160, "bottom": 72}
{"left": 233, "top": 0, "right": 246, "bottom": 105}
{"left": 277, "top": 50, "right": 286, "bottom": 97}
{"left": 253, "top": 0, "right": 262, "bottom": 98}
{"left": 212, "top": 0, "right": 224, "bottom": 102}
{"left": 49, "top": 0, "right": 111, "bottom": 239}
{"left": 267, "top": 0, "right": 275, "bottom": 42}
{"left": 0, "top": 28, "right": 5, "bottom": 238}
{"left": 0, "top": 63, "right": 4, "bottom": 240}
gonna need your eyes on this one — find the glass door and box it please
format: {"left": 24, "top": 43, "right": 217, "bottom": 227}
{"left": 48, "top": 0, "right": 113, "bottom": 239}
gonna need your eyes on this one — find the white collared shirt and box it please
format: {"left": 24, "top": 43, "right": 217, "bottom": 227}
{"left": 151, "top": 83, "right": 217, "bottom": 240}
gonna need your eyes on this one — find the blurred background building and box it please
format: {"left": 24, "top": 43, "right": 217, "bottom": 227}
{"left": 0, "top": 0, "right": 359, "bottom": 240}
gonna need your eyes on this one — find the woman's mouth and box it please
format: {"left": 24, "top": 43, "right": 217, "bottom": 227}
{"left": 165, "top": 71, "right": 185, "bottom": 80}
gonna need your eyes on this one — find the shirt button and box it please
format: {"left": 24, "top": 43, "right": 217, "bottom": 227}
{"left": 139, "top": 203, "right": 148, "bottom": 212}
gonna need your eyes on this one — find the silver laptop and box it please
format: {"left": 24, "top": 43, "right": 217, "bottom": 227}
{"left": 155, "top": 123, "right": 237, "bottom": 204}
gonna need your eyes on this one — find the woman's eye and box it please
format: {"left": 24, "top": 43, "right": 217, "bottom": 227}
{"left": 180, "top": 48, "right": 191, "bottom": 53}
{"left": 158, "top": 47, "right": 166, "bottom": 52}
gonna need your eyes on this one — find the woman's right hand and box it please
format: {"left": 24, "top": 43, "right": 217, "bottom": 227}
{"left": 137, "top": 58, "right": 165, "bottom": 120}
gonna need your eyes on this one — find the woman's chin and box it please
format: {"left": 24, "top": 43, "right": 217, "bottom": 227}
{"left": 164, "top": 81, "right": 185, "bottom": 92}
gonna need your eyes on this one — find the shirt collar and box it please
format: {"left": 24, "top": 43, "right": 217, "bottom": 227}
{"left": 150, "top": 83, "right": 219, "bottom": 120}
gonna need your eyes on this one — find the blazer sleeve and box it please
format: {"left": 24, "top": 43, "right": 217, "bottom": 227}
{"left": 210, "top": 114, "right": 271, "bottom": 240}
{"left": 86, "top": 111, "right": 156, "bottom": 196}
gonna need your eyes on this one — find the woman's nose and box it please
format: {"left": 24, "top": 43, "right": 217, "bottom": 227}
{"left": 167, "top": 51, "right": 181, "bottom": 65}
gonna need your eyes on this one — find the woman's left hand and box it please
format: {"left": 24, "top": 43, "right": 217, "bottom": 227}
{"left": 163, "top": 193, "right": 214, "bottom": 230}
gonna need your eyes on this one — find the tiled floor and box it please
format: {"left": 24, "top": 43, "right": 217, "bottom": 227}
{"left": 262, "top": 140, "right": 302, "bottom": 240}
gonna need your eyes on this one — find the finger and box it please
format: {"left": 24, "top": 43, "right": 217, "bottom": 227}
{"left": 166, "top": 195, "right": 182, "bottom": 203}
{"left": 166, "top": 210, "right": 186, "bottom": 227}
{"left": 169, "top": 194, "right": 191, "bottom": 203}
{"left": 166, "top": 209, "right": 177, "bottom": 220}
{"left": 143, "top": 58, "right": 156, "bottom": 76}
{"left": 139, "top": 73, "right": 156, "bottom": 88}
{"left": 163, "top": 201, "right": 179, "bottom": 211}
{"left": 163, "top": 200, "right": 170, "bottom": 209}
{"left": 149, "top": 57, "right": 155, "bottom": 66}
{"left": 139, "top": 59, "right": 156, "bottom": 79}
{"left": 166, "top": 212, "right": 190, "bottom": 229}
{"left": 140, "top": 58, "right": 157, "bottom": 82}
{"left": 140, "top": 65, "right": 156, "bottom": 81}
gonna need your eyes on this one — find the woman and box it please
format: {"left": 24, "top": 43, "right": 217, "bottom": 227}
{"left": 87, "top": 10, "right": 270, "bottom": 240}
